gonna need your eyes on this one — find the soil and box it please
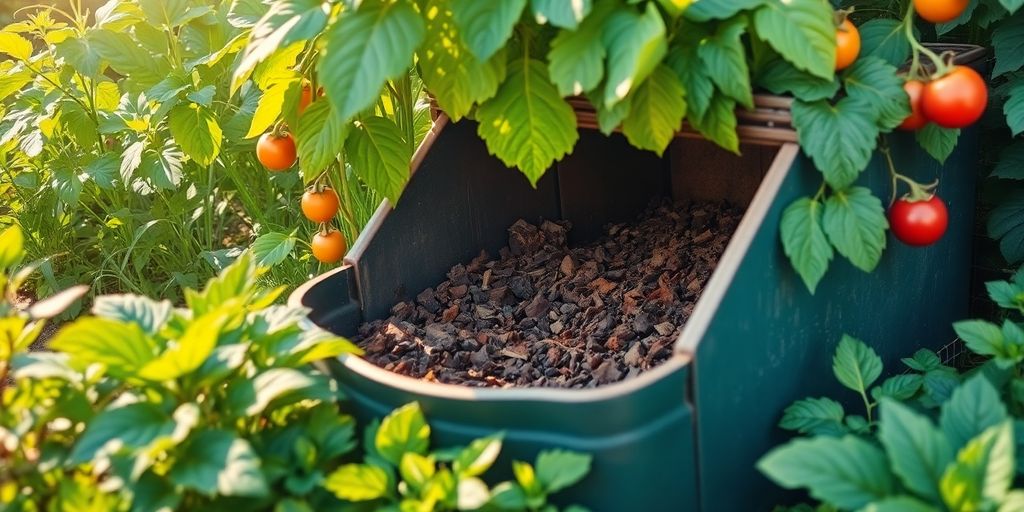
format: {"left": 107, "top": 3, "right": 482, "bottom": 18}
{"left": 354, "top": 200, "right": 744, "bottom": 388}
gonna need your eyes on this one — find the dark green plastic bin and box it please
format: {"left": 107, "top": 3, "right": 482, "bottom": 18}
{"left": 291, "top": 45, "right": 985, "bottom": 511}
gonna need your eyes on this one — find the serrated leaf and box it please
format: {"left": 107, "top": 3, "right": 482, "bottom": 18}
{"left": 954, "top": 320, "right": 1020, "bottom": 364}
{"left": 69, "top": 403, "right": 175, "bottom": 463}
{"left": 347, "top": 116, "right": 410, "bottom": 204}
{"left": 832, "top": 334, "right": 883, "bottom": 395}
{"left": 55, "top": 36, "right": 102, "bottom": 77}
{"left": 50, "top": 318, "right": 158, "bottom": 379}
{"left": 171, "top": 429, "right": 268, "bottom": 497}
{"left": 92, "top": 294, "right": 173, "bottom": 334}
{"left": 667, "top": 38, "right": 714, "bottom": 121}
{"left": 1005, "top": 80, "right": 1024, "bottom": 136}
{"left": 756, "top": 58, "right": 839, "bottom": 102}
{"left": 139, "top": 311, "right": 227, "bottom": 381}
{"left": 419, "top": 0, "right": 506, "bottom": 121}
{"left": 476, "top": 58, "right": 579, "bottom": 186}
{"left": 450, "top": 0, "right": 525, "bottom": 62}
{"left": 531, "top": 0, "right": 591, "bottom": 29}
{"left": 232, "top": 0, "right": 329, "bottom": 93}
{"left": 872, "top": 374, "right": 924, "bottom": 401}
{"left": 621, "top": 65, "right": 685, "bottom": 155}
{"left": 843, "top": 57, "right": 911, "bottom": 131}
{"left": 296, "top": 100, "right": 348, "bottom": 180}
{"left": 859, "top": 18, "right": 912, "bottom": 67}
{"left": 535, "top": 449, "right": 592, "bottom": 493}
{"left": 780, "top": 197, "right": 833, "bottom": 293}
{"left": 940, "top": 421, "right": 1015, "bottom": 509}
{"left": 994, "top": 12, "right": 1024, "bottom": 78}
{"left": 941, "top": 374, "right": 1009, "bottom": 451}
{"left": 752, "top": 0, "right": 835, "bottom": 80}
{"left": 454, "top": 434, "right": 504, "bottom": 477}
{"left": 757, "top": 435, "right": 895, "bottom": 509}
{"left": 547, "top": 0, "right": 614, "bottom": 97}
{"left": 690, "top": 91, "right": 739, "bottom": 153}
{"left": 992, "top": 142, "right": 1024, "bottom": 179}
{"left": 878, "top": 399, "right": 953, "bottom": 501}
{"left": 792, "top": 97, "right": 878, "bottom": 189}
{"left": 601, "top": 3, "right": 667, "bottom": 109}
{"left": 321, "top": 0, "right": 424, "bottom": 123}
{"left": 779, "top": 397, "right": 846, "bottom": 435}
{"left": 0, "top": 32, "right": 33, "bottom": 60}
{"left": 251, "top": 232, "right": 297, "bottom": 268}
{"left": 168, "top": 103, "right": 222, "bottom": 166}
{"left": 986, "top": 279, "right": 1024, "bottom": 310}
{"left": 989, "top": 192, "right": 1024, "bottom": 263}
{"left": 591, "top": 90, "right": 631, "bottom": 135}
{"left": 916, "top": 124, "right": 960, "bottom": 164}
{"left": 246, "top": 76, "right": 300, "bottom": 139}
{"left": 822, "top": 187, "right": 888, "bottom": 272}
{"left": 375, "top": 402, "right": 430, "bottom": 466}
{"left": 698, "top": 18, "right": 753, "bottom": 109}
{"left": 325, "top": 464, "right": 390, "bottom": 501}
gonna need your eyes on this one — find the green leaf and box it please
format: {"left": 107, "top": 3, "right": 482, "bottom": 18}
{"left": 842, "top": 57, "right": 911, "bottom": 131}
{"left": 871, "top": 374, "right": 924, "bottom": 401}
{"left": 531, "top": 0, "right": 591, "bottom": 29}
{"left": 324, "top": 463, "right": 390, "bottom": 501}
{"left": 832, "top": 334, "right": 883, "bottom": 395}
{"left": 859, "top": 19, "right": 912, "bottom": 67}
{"left": 756, "top": 58, "right": 839, "bottom": 102}
{"left": 232, "top": 0, "right": 329, "bottom": 93}
{"left": 138, "top": 0, "right": 204, "bottom": 27}
{"left": 941, "top": 374, "right": 1009, "bottom": 451}
{"left": 347, "top": 116, "right": 411, "bottom": 204}
{"left": 822, "top": 187, "right": 888, "bottom": 273}
{"left": 450, "top": 0, "right": 526, "bottom": 61}
{"left": 171, "top": 429, "right": 268, "bottom": 497}
{"left": 91, "top": 294, "right": 173, "bottom": 335}
{"left": 780, "top": 197, "right": 833, "bottom": 293}
{"left": 547, "top": 0, "right": 614, "bottom": 97}
{"left": 698, "top": 18, "right": 753, "bottom": 109}
{"left": 621, "top": 65, "right": 686, "bottom": 155}
{"left": 55, "top": 36, "right": 102, "bottom": 77}
{"left": 954, "top": 319, "right": 1023, "bottom": 365}
{"left": 994, "top": 12, "right": 1024, "bottom": 78}
{"left": 251, "top": 232, "right": 297, "bottom": 268}
{"left": 878, "top": 399, "right": 953, "bottom": 501}
{"left": 916, "top": 124, "right": 960, "bottom": 164}
{"left": 0, "top": 62, "right": 32, "bottom": 102}
{"left": 986, "top": 279, "right": 1024, "bottom": 310}
{"left": 454, "top": 434, "right": 504, "bottom": 477}
{"left": 779, "top": 397, "right": 846, "bottom": 436}
{"left": 689, "top": 91, "right": 739, "bottom": 153}
{"left": 535, "top": 449, "right": 592, "bottom": 493}
{"left": 476, "top": 58, "right": 579, "bottom": 185}
{"left": 89, "top": 30, "right": 166, "bottom": 88}
{"left": 70, "top": 403, "right": 176, "bottom": 463}
{"left": 989, "top": 192, "right": 1024, "bottom": 263}
{"left": 375, "top": 402, "right": 431, "bottom": 466}
{"left": 138, "top": 311, "right": 227, "bottom": 382}
{"left": 992, "top": 142, "right": 1024, "bottom": 179}
{"left": 168, "top": 103, "right": 222, "bottom": 166}
{"left": 591, "top": 90, "right": 631, "bottom": 135}
{"left": 936, "top": 0, "right": 981, "bottom": 35}
{"left": 0, "top": 32, "right": 32, "bottom": 60}
{"left": 601, "top": 3, "right": 667, "bottom": 109}
{"left": 295, "top": 100, "right": 348, "bottom": 180}
{"left": 489, "top": 482, "right": 529, "bottom": 510}
{"left": 50, "top": 318, "right": 158, "bottom": 379}
{"left": 246, "top": 76, "right": 300, "bottom": 139}
{"left": 684, "top": 0, "right": 764, "bottom": 22}
{"left": 940, "top": 421, "right": 1015, "bottom": 509}
{"left": 229, "top": 368, "right": 332, "bottom": 417}
{"left": 400, "top": 452, "right": 436, "bottom": 490}
{"left": 1004, "top": 0, "right": 1024, "bottom": 15}
{"left": 419, "top": 0, "right": 506, "bottom": 121}
{"left": 321, "top": 0, "right": 425, "bottom": 122}
{"left": 861, "top": 497, "right": 940, "bottom": 512}
{"left": 0, "top": 225, "right": 24, "bottom": 269}
{"left": 1004, "top": 80, "right": 1024, "bottom": 136}
{"left": 667, "top": 38, "right": 714, "bottom": 121}
{"left": 792, "top": 97, "right": 878, "bottom": 189}
{"left": 757, "top": 435, "right": 895, "bottom": 509}
{"left": 752, "top": 0, "right": 835, "bottom": 80}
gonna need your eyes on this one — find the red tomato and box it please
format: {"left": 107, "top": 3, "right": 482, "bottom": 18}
{"left": 921, "top": 66, "right": 988, "bottom": 128}
{"left": 899, "top": 80, "right": 929, "bottom": 131}
{"left": 835, "top": 19, "right": 861, "bottom": 71}
{"left": 913, "top": 0, "right": 969, "bottom": 23}
{"left": 257, "top": 133, "right": 296, "bottom": 172}
{"left": 889, "top": 195, "right": 949, "bottom": 246}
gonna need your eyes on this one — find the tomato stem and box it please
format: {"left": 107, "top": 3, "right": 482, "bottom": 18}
{"left": 901, "top": 3, "right": 949, "bottom": 79}
{"left": 879, "top": 138, "right": 938, "bottom": 203}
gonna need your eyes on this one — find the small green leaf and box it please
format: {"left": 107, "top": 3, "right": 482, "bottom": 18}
{"left": 698, "top": 18, "right": 753, "bottom": 109}
{"left": 535, "top": 449, "right": 592, "bottom": 493}
{"left": 752, "top": 0, "right": 835, "bottom": 80}
{"left": 251, "top": 232, "right": 298, "bottom": 268}
{"left": 621, "top": 65, "right": 686, "bottom": 155}
{"left": 871, "top": 374, "right": 924, "bottom": 401}
{"left": 842, "top": 57, "right": 910, "bottom": 131}
{"left": 792, "top": 97, "right": 878, "bottom": 189}
{"left": 941, "top": 374, "right": 1009, "bottom": 451}
{"left": 988, "top": 192, "right": 1024, "bottom": 263}
{"left": 450, "top": 0, "right": 526, "bottom": 61}
{"left": 601, "top": 3, "right": 667, "bottom": 109}
{"left": 779, "top": 397, "right": 846, "bottom": 436}
{"left": 347, "top": 116, "right": 411, "bottom": 204}
{"left": 375, "top": 402, "right": 431, "bottom": 466}
{"left": 91, "top": 294, "right": 173, "bottom": 334}
{"left": 454, "top": 434, "right": 504, "bottom": 477}
{"left": 70, "top": 403, "right": 175, "bottom": 463}
{"left": 296, "top": 100, "right": 348, "bottom": 180}
{"left": 55, "top": 36, "right": 102, "bottom": 77}
{"left": 822, "top": 187, "right": 888, "bottom": 273}
{"left": 168, "top": 103, "right": 222, "bottom": 166}
{"left": 171, "top": 429, "right": 268, "bottom": 497}
{"left": 780, "top": 197, "right": 833, "bottom": 293}
{"left": 667, "top": 32, "right": 714, "bottom": 121}
{"left": 531, "top": 0, "right": 591, "bottom": 29}
{"left": 756, "top": 58, "right": 839, "bottom": 102}
{"left": 954, "top": 320, "right": 1020, "bottom": 364}
{"left": 1004, "top": 80, "right": 1024, "bottom": 136}
{"left": 547, "top": 0, "right": 614, "bottom": 97}
{"left": 400, "top": 452, "right": 436, "bottom": 491}
{"left": 916, "top": 124, "right": 960, "bottom": 164}
{"left": 689, "top": 91, "right": 739, "bottom": 153}
{"left": 940, "top": 421, "right": 1015, "bottom": 509}
{"left": 324, "top": 463, "right": 390, "bottom": 501}
{"left": 877, "top": 399, "right": 953, "bottom": 501}
{"left": 859, "top": 19, "right": 913, "bottom": 67}
{"left": 684, "top": 0, "right": 764, "bottom": 22}
{"left": 986, "top": 279, "right": 1024, "bottom": 310}
{"left": 138, "top": 311, "right": 227, "bottom": 382}
{"left": 832, "top": 334, "right": 883, "bottom": 395}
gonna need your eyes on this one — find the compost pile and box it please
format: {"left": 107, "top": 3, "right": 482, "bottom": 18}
{"left": 354, "top": 200, "right": 744, "bottom": 388}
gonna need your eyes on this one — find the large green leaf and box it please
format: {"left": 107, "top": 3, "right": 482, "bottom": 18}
{"left": 994, "top": 12, "right": 1024, "bottom": 78}
{"left": 324, "top": 464, "right": 390, "bottom": 501}
{"left": 698, "top": 18, "right": 753, "bottom": 109}
{"left": 50, "top": 318, "right": 158, "bottom": 379}
{"left": 752, "top": 0, "right": 835, "bottom": 80}
{"left": 843, "top": 57, "right": 910, "bottom": 131}
{"left": 953, "top": 319, "right": 1024, "bottom": 366}
{"left": 1004, "top": 80, "right": 1024, "bottom": 136}
{"left": 822, "top": 187, "right": 888, "bottom": 273}
{"left": 321, "top": 0, "right": 425, "bottom": 123}
{"left": 419, "top": 0, "right": 506, "bottom": 120}
{"left": 375, "top": 402, "right": 431, "bottom": 466}
{"left": 347, "top": 116, "right": 411, "bottom": 204}
{"left": 530, "top": 0, "right": 591, "bottom": 29}
{"left": 229, "top": 368, "right": 331, "bottom": 416}
{"left": 246, "top": 76, "right": 301, "bottom": 139}
{"left": 601, "top": 3, "right": 667, "bottom": 109}
{"left": 70, "top": 403, "right": 175, "bottom": 463}
{"left": 547, "top": 0, "right": 614, "bottom": 97}
{"left": 859, "top": 18, "right": 912, "bottom": 67}
{"left": 779, "top": 397, "right": 845, "bottom": 436}
{"left": 91, "top": 294, "right": 173, "bottom": 334}
{"left": 138, "top": 311, "right": 227, "bottom": 382}
{"left": 684, "top": 0, "right": 764, "bottom": 21}
{"left": 450, "top": 0, "right": 526, "bottom": 61}
{"left": 792, "top": 97, "right": 878, "bottom": 189}
{"left": 757, "top": 435, "right": 895, "bottom": 509}
{"left": 832, "top": 334, "right": 883, "bottom": 395}
{"left": 138, "top": 0, "right": 205, "bottom": 28}
{"left": 916, "top": 124, "right": 960, "bottom": 164}
{"left": 689, "top": 91, "right": 739, "bottom": 153}
{"left": 171, "top": 429, "right": 268, "bottom": 497}
{"left": 55, "top": 36, "right": 102, "bottom": 77}
{"left": 667, "top": 38, "right": 714, "bottom": 121}
{"left": 780, "top": 197, "right": 833, "bottom": 293}
{"left": 231, "top": 0, "right": 329, "bottom": 93}
{"left": 621, "top": 65, "right": 686, "bottom": 155}
{"left": 878, "top": 399, "right": 953, "bottom": 501}
{"left": 88, "top": 30, "right": 166, "bottom": 88}
{"left": 993, "top": 142, "right": 1024, "bottom": 179}
{"left": 476, "top": 58, "right": 579, "bottom": 186}
{"left": 756, "top": 58, "right": 839, "bottom": 102}
{"left": 941, "top": 375, "right": 1009, "bottom": 451}
{"left": 535, "top": 449, "right": 592, "bottom": 494}
{"left": 940, "top": 421, "right": 1015, "bottom": 509}
{"left": 989, "top": 192, "right": 1024, "bottom": 263}
{"left": 251, "top": 231, "right": 298, "bottom": 267}
{"left": 296, "top": 100, "right": 348, "bottom": 181}
{"left": 168, "top": 103, "right": 222, "bottom": 166}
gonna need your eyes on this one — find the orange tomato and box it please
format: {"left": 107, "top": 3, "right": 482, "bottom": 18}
{"left": 913, "top": 0, "right": 969, "bottom": 23}
{"left": 301, "top": 188, "right": 340, "bottom": 223}
{"left": 299, "top": 84, "right": 313, "bottom": 114}
{"left": 899, "top": 80, "right": 929, "bottom": 131}
{"left": 256, "top": 133, "right": 296, "bottom": 171}
{"left": 835, "top": 19, "right": 861, "bottom": 71}
{"left": 312, "top": 229, "right": 346, "bottom": 264}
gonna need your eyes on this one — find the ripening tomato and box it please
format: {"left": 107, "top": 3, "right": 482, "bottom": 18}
{"left": 835, "top": 19, "right": 861, "bottom": 71}
{"left": 921, "top": 66, "right": 988, "bottom": 128}
{"left": 312, "top": 229, "right": 346, "bottom": 263}
{"left": 913, "top": 0, "right": 969, "bottom": 23}
{"left": 301, "top": 188, "right": 340, "bottom": 223}
{"left": 899, "top": 80, "right": 929, "bottom": 131}
{"left": 257, "top": 133, "right": 297, "bottom": 171}
{"left": 889, "top": 195, "right": 949, "bottom": 246}
{"left": 299, "top": 84, "right": 313, "bottom": 114}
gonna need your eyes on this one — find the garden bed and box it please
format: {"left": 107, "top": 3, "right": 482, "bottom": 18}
{"left": 355, "top": 200, "right": 742, "bottom": 388}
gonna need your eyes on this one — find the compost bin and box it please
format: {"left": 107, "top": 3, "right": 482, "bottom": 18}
{"left": 291, "top": 45, "right": 986, "bottom": 511}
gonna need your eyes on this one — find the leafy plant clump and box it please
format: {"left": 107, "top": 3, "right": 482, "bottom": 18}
{"left": 0, "top": 225, "right": 592, "bottom": 510}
